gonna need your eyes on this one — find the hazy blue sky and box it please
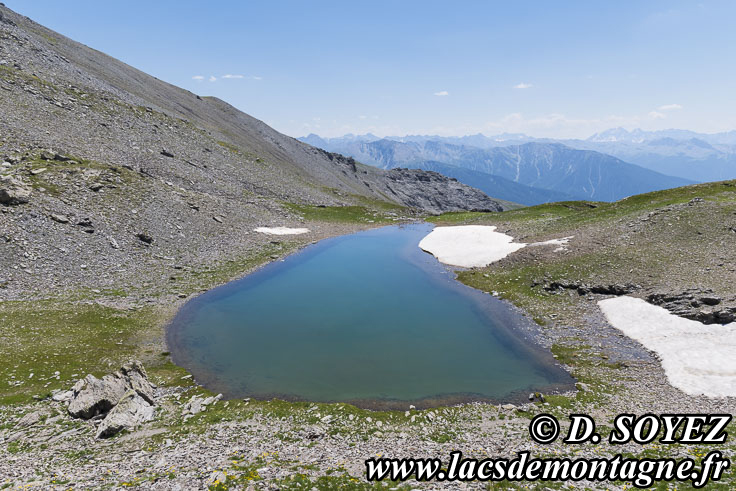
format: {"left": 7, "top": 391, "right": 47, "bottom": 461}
{"left": 6, "top": 1, "right": 736, "bottom": 138}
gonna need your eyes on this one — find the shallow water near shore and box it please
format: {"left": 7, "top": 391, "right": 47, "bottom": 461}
{"left": 167, "top": 223, "right": 573, "bottom": 409}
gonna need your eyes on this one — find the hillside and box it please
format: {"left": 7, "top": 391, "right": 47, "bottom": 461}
{"left": 433, "top": 179, "right": 736, "bottom": 323}
{"left": 299, "top": 137, "right": 693, "bottom": 203}
{"left": 0, "top": 5, "right": 502, "bottom": 299}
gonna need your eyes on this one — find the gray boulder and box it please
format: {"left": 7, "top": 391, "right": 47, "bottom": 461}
{"left": 15, "top": 411, "right": 41, "bottom": 428}
{"left": 67, "top": 373, "right": 128, "bottom": 419}
{"left": 0, "top": 176, "right": 31, "bottom": 205}
{"left": 67, "top": 360, "right": 156, "bottom": 419}
{"left": 51, "top": 389, "right": 73, "bottom": 402}
{"left": 95, "top": 390, "right": 155, "bottom": 438}
{"left": 120, "top": 360, "right": 155, "bottom": 404}
{"left": 183, "top": 395, "right": 204, "bottom": 415}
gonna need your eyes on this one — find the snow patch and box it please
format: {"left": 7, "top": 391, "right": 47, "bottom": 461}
{"left": 418, "top": 225, "right": 525, "bottom": 268}
{"left": 599, "top": 296, "right": 736, "bottom": 398}
{"left": 419, "top": 226, "right": 572, "bottom": 268}
{"left": 529, "top": 236, "right": 574, "bottom": 252}
{"left": 254, "top": 227, "right": 310, "bottom": 235}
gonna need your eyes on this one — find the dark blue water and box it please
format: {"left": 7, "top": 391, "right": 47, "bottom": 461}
{"left": 167, "top": 223, "right": 572, "bottom": 409}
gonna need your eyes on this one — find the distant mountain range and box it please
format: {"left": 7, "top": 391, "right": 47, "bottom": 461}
{"left": 302, "top": 127, "right": 736, "bottom": 185}
{"left": 571, "top": 129, "right": 736, "bottom": 183}
{"left": 299, "top": 135, "right": 693, "bottom": 205}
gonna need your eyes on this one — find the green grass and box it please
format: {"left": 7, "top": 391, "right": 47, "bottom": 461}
{"left": 206, "top": 453, "right": 402, "bottom": 491}
{"left": 347, "top": 193, "right": 408, "bottom": 213}
{"left": 432, "top": 180, "right": 736, "bottom": 234}
{"left": 15, "top": 151, "right": 143, "bottom": 200}
{"left": 426, "top": 210, "right": 497, "bottom": 224}
{"left": 0, "top": 236, "right": 308, "bottom": 406}
{"left": 182, "top": 241, "right": 300, "bottom": 292}
{"left": 6, "top": 441, "right": 29, "bottom": 454}
{"left": 215, "top": 140, "right": 242, "bottom": 154}
{"left": 283, "top": 203, "right": 397, "bottom": 224}
{"left": 0, "top": 301, "right": 165, "bottom": 405}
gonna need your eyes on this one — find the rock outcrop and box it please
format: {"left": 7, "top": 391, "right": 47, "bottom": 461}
{"left": 646, "top": 290, "right": 736, "bottom": 325}
{"left": 15, "top": 411, "right": 41, "bottom": 428}
{"left": 382, "top": 168, "right": 504, "bottom": 215}
{"left": 65, "top": 360, "right": 156, "bottom": 438}
{"left": 67, "top": 374, "right": 129, "bottom": 419}
{"left": 543, "top": 280, "right": 639, "bottom": 296}
{"left": 0, "top": 176, "right": 31, "bottom": 205}
{"left": 95, "top": 390, "right": 155, "bottom": 439}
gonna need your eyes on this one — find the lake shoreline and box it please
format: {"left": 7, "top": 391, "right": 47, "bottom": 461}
{"left": 165, "top": 222, "right": 576, "bottom": 410}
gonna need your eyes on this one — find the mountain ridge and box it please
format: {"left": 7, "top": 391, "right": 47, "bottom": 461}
{"left": 303, "top": 128, "right": 736, "bottom": 183}
{"left": 300, "top": 136, "right": 692, "bottom": 203}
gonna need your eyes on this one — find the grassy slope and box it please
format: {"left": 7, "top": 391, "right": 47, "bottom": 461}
{"left": 431, "top": 179, "right": 736, "bottom": 322}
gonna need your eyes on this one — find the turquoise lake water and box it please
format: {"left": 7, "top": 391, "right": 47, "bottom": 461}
{"left": 167, "top": 223, "right": 573, "bottom": 409}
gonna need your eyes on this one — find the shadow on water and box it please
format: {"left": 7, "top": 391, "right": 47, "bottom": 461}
{"left": 167, "top": 223, "right": 574, "bottom": 410}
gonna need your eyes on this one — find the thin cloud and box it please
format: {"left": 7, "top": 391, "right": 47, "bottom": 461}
{"left": 434, "top": 91, "right": 449, "bottom": 96}
{"left": 648, "top": 111, "right": 666, "bottom": 120}
{"left": 658, "top": 103, "right": 683, "bottom": 111}
{"left": 513, "top": 83, "right": 533, "bottom": 89}
{"left": 208, "top": 76, "right": 217, "bottom": 82}
{"left": 192, "top": 75, "right": 205, "bottom": 81}
{"left": 221, "top": 74, "right": 262, "bottom": 80}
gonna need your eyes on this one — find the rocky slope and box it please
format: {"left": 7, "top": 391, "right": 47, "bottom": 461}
{"left": 0, "top": 4, "right": 501, "bottom": 300}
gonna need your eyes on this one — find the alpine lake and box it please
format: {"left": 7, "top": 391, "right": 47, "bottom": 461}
{"left": 167, "top": 223, "right": 573, "bottom": 410}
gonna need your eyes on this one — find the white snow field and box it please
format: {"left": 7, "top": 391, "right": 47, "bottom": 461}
{"left": 599, "top": 295, "right": 736, "bottom": 397}
{"left": 418, "top": 225, "right": 572, "bottom": 268}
